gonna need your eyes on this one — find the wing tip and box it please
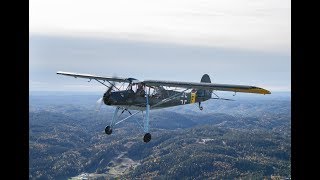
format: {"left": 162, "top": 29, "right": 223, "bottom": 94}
{"left": 260, "top": 88, "right": 271, "bottom": 95}
{"left": 57, "top": 71, "right": 74, "bottom": 75}
{"left": 56, "top": 71, "right": 67, "bottom": 74}
{"left": 249, "top": 87, "right": 271, "bottom": 94}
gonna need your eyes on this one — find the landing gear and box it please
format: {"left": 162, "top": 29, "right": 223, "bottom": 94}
{"left": 199, "top": 102, "right": 203, "bottom": 111}
{"left": 143, "top": 91, "right": 151, "bottom": 143}
{"left": 105, "top": 107, "right": 140, "bottom": 136}
{"left": 105, "top": 126, "right": 112, "bottom": 135}
{"left": 104, "top": 89, "right": 153, "bottom": 143}
{"left": 143, "top": 133, "right": 151, "bottom": 143}
{"left": 105, "top": 107, "right": 120, "bottom": 135}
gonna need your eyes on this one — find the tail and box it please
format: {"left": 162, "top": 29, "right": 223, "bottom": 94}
{"left": 200, "top": 74, "right": 211, "bottom": 83}
{"left": 197, "top": 74, "right": 212, "bottom": 98}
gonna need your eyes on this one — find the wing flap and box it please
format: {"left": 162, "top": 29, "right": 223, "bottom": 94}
{"left": 143, "top": 80, "right": 271, "bottom": 94}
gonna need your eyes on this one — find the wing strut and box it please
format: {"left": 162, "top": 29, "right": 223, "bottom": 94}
{"left": 94, "top": 79, "right": 120, "bottom": 91}
{"left": 95, "top": 79, "right": 111, "bottom": 88}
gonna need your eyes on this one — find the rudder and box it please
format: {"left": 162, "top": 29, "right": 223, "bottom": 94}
{"left": 197, "top": 74, "right": 212, "bottom": 98}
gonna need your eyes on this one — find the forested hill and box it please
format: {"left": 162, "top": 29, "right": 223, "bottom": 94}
{"left": 29, "top": 92, "right": 291, "bottom": 179}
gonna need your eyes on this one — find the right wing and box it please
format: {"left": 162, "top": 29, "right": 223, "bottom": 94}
{"left": 56, "top": 71, "right": 138, "bottom": 83}
{"left": 143, "top": 80, "right": 271, "bottom": 95}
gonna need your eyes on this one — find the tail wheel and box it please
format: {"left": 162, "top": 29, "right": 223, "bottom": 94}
{"left": 199, "top": 102, "right": 203, "bottom": 111}
{"left": 105, "top": 126, "right": 112, "bottom": 135}
{"left": 143, "top": 133, "right": 151, "bottom": 143}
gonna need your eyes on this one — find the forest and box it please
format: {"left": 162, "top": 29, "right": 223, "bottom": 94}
{"left": 29, "top": 92, "right": 291, "bottom": 179}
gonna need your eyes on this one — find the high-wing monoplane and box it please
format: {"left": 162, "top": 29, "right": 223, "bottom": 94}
{"left": 57, "top": 71, "right": 271, "bottom": 143}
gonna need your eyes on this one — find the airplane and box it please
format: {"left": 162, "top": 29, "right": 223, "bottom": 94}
{"left": 57, "top": 71, "right": 271, "bottom": 143}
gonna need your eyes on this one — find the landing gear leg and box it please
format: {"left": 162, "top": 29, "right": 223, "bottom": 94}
{"left": 199, "top": 102, "right": 203, "bottom": 111}
{"left": 143, "top": 93, "right": 151, "bottom": 143}
{"left": 105, "top": 107, "right": 120, "bottom": 135}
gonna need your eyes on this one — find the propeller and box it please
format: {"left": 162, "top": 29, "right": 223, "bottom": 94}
{"left": 93, "top": 75, "right": 120, "bottom": 121}
{"left": 95, "top": 79, "right": 117, "bottom": 113}
{"left": 95, "top": 97, "right": 103, "bottom": 112}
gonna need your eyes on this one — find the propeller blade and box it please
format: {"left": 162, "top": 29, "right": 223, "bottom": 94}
{"left": 95, "top": 97, "right": 104, "bottom": 112}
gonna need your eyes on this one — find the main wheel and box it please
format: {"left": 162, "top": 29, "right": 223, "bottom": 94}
{"left": 105, "top": 126, "right": 112, "bottom": 135}
{"left": 143, "top": 133, "right": 151, "bottom": 143}
{"left": 199, "top": 106, "right": 203, "bottom": 111}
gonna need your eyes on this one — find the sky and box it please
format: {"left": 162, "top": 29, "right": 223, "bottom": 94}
{"left": 29, "top": 0, "right": 291, "bottom": 92}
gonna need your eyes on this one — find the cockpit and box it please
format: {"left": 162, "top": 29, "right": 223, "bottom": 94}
{"left": 126, "top": 83, "right": 146, "bottom": 96}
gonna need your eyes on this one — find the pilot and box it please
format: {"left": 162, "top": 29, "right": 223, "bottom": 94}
{"left": 136, "top": 84, "right": 145, "bottom": 96}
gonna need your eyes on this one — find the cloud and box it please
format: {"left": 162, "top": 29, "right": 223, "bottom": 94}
{"left": 30, "top": 0, "right": 290, "bottom": 53}
{"left": 30, "top": 35, "right": 290, "bottom": 92}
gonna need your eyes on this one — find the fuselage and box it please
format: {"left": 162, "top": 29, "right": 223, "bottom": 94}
{"left": 103, "top": 89, "right": 211, "bottom": 111}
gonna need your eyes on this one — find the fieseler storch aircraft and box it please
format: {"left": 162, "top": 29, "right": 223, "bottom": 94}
{"left": 57, "top": 71, "right": 271, "bottom": 143}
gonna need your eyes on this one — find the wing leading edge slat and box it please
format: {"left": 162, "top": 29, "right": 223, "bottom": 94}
{"left": 143, "top": 80, "right": 271, "bottom": 95}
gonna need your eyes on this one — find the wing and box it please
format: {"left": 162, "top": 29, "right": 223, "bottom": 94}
{"left": 143, "top": 80, "right": 271, "bottom": 94}
{"left": 57, "top": 71, "right": 138, "bottom": 83}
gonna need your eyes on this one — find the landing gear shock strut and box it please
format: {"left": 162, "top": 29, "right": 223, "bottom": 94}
{"left": 105, "top": 107, "right": 120, "bottom": 135}
{"left": 143, "top": 91, "right": 151, "bottom": 143}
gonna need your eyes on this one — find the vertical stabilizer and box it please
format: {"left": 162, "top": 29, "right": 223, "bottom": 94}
{"left": 200, "top": 74, "right": 211, "bottom": 83}
{"left": 197, "top": 74, "right": 212, "bottom": 98}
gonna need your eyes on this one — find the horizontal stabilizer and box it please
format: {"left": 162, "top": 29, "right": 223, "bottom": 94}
{"left": 211, "top": 97, "right": 235, "bottom": 101}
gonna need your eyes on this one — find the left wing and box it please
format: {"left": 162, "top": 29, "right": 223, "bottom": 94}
{"left": 57, "top": 71, "right": 270, "bottom": 94}
{"left": 143, "top": 80, "right": 271, "bottom": 95}
{"left": 57, "top": 71, "right": 138, "bottom": 83}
